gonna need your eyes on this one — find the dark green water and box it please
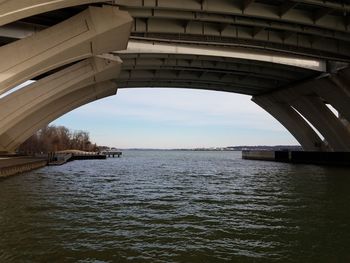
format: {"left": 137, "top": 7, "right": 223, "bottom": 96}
{"left": 1, "top": 151, "right": 350, "bottom": 262}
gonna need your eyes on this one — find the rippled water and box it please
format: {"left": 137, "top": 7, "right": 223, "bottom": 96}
{"left": 1, "top": 151, "right": 350, "bottom": 262}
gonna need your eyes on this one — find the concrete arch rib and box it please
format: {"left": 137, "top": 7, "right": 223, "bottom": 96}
{"left": 119, "top": 53, "right": 313, "bottom": 81}
{"left": 0, "top": 81, "right": 118, "bottom": 153}
{"left": 290, "top": 95, "right": 350, "bottom": 152}
{"left": 252, "top": 96, "right": 325, "bottom": 152}
{"left": 0, "top": 5, "right": 132, "bottom": 95}
{"left": 117, "top": 80, "right": 263, "bottom": 95}
{"left": 117, "top": 51, "right": 321, "bottom": 95}
{"left": 0, "top": 0, "right": 104, "bottom": 26}
{"left": 312, "top": 77, "right": 350, "bottom": 123}
{"left": 117, "top": 69, "right": 275, "bottom": 95}
{"left": 0, "top": 55, "right": 122, "bottom": 137}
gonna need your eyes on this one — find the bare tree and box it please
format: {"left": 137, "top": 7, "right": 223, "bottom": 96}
{"left": 18, "top": 125, "right": 99, "bottom": 154}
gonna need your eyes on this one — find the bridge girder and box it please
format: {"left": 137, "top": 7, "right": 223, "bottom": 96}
{"left": 115, "top": 0, "right": 350, "bottom": 31}
{"left": 122, "top": 40, "right": 326, "bottom": 71}
{"left": 1, "top": 1, "right": 350, "bottom": 62}
{"left": 115, "top": 0, "right": 350, "bottom": 61}
{"left": 115, "top": 52, "right": 319, "bottom": 95}
{"left": 119, "top": 52, "right": 319, "bottom": 80}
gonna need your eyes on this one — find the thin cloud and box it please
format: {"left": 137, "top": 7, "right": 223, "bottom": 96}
{"left": 53, "top": 88, "right": 297, "bottom": 148}
{"left": 69, "top": 89, "right": 285, "bottom": 131}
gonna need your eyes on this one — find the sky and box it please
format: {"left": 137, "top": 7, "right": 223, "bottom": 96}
{"left": 52, "top": 88, "right": 299, "bottom": 149}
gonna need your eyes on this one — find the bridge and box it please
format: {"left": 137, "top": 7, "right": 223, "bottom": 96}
{"left": 0, "top": 0, "right": 350, "bottom": 153}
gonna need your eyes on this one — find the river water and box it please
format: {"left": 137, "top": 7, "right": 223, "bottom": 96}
{"left": 0, "top": 151, "right": 350, "bottom": 262}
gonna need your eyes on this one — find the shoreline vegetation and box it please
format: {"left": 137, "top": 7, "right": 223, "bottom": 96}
{"left": 18, "top": 125, "right": 101, "bottom": 155}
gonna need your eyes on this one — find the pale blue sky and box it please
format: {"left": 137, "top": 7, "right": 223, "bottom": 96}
{"left": 52, "top": 88, "right": 298, "bottom": 149}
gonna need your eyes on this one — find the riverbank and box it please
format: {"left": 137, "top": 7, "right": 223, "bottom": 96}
{"left": 0, "top": 157, "right": 47, "bottom": 178}
{"left": 0, "top": 150, "right": 114, "bottom": 177}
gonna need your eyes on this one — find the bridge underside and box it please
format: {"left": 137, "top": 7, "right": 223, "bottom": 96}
{"left": 0, "top": 0, "right": 350, "bottom": 153}
{"left": 116, "top": 51, "right": 320, "bottom": 95}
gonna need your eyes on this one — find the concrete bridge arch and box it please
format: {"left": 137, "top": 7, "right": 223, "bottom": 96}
{"left": 0, "top": 0, "right": 350, "bottom": 153}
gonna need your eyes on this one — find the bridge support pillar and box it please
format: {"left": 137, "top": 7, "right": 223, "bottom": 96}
{"left": 0, "top": 81, "right": 118, "bottom": 152}
{"left": 252, "top": 96, "right": 325, "bottom": 151}
{"left": 0, "top": 5, "right": 132, "bottom": 95}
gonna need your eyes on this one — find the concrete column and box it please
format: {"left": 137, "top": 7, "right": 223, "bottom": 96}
{"left": 290, "top": 95, "right": 350, "bottom": 151}
{"left": 0, "top": 0, "right": 104, "bottom": 26}
{"left": 0, "top": 5, "right": 132, "bottom": 94}
{"left": 0, "top": 81, "right": 118, "bottom": 152}
{"left": 252, "top": 96, "right": 325, "bottom": 151}
{"left": 0, "top": 55, "right": 121, "bottom": 135}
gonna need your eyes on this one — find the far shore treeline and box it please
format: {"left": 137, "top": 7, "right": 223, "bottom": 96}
{"left": 18, "top": 125, "right": 99, "bottom": 154}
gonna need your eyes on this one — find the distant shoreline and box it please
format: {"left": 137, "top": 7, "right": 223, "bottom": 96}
{"left": 119, "top": 146, "right": 302, "bottom": 152}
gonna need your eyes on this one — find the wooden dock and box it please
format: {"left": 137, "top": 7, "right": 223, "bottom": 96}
{"left": 101, "top": 150, "right": 122, "bottom": 158}
{"left": 48, "top": 150, "right": 107, "bottom": 165}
